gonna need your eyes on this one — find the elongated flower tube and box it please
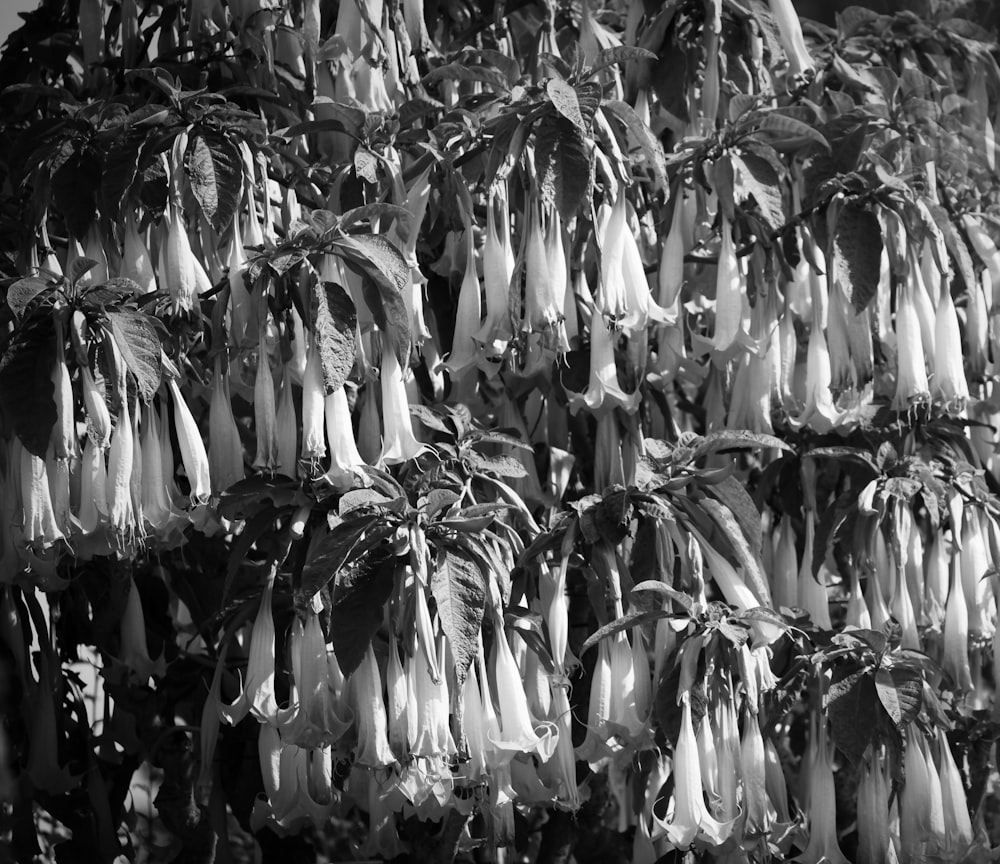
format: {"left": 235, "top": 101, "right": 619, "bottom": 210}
{"left": 120, "top": 210, "right": 156, "bottom": 295}
{"left": 120, "top": 575, "right": 165, "bottom": 682}
{"left": 252, "top": 332, "right": 279, "bottom": 472}
{"left": 901, "top": 726, "right": 946, "bottom": 862}
{"left": 443, "top": 229, "right": 482, "bottom": 376}
{"left": 77, "top": 435, "right": 105, "bottom": 534}
{"left": 19, "top": 441, "right": 64, "bottom": 548}
{"left": 106, "top": 398, "right": 135, "bottom": 539}
{"left": 936, "top": 729, "right": 973, "bottom": 857}
{"left": 488, "top": 613, "right": 557, "bottom": 761}
{"left": 658, "top": 192, "right": 687, "bottom": 306}
{"left": 570, "top": 309, "right": 640, "bottom": 414}
{"left": 81, "top": 366, "right": 112, "bottom": 448}
{"left": 545, "top": 210, "right": 570, "bottom": 352}
{"left": 281, "top": 611, "right": 351, "bottom": 748}
{"left": 772, "top": 515, "right": 799, "bottom": 611}
{"left": 943, "top": 542, "right": 974, "bottom": 691}
{"left": 961, "top": 510, "right": 994, "bottom": 638}
{"left": 713, "top": 217, "right": 743, "bottom": 352}
{"left": 159, "top": 203, "right": 200, "bottom": 315}
{"left": 477, "top": 187, "right": 514, "bottom": 351}
{"left": 50, "top": 353, "right": 76, "bottom": 462}
{"left": 219, "top": 568, "right": 278, "bottom": 725}
{"left": 301, "top": 341, "right": 326, "bottom": 464}
{"left": 791, "top": 321, "right": 844, "bottom": 432}
{"left": 892, "top": 278, "right": 930, "bottom": 412}
{"left": 208, "top": 359, "right": 244, "bottom": 495}
{"left": 740, "top": 707, "right": 769, "bottom": 835}
{"left": 576, "top": 638, "right": 613, "bottom": 768}
{"left": 319, "top": 386, "right": 365, "bottom": 490}
{"left": 663, "top": 692, "right": 731, "bottom": 848}
{"left": 349, "top": 643, "right": 395, "bottom": 769}
{"left": 275, "top": 366, "right": 298, "bottom": 479}
{"left": 379, "top": 342, "right": 423, "bottom": 465}
{"left": 168, "top": 378, "right": 211, "bottom": 504}
{"left": 523, "top": 198, "right": 560, "bottom": 335}
{"left": 856, "top": 751, "right": 891, "bottom": 864}
{"left": 797, "top": 511, "right": 832, "bottom": 629}
{"left": 140, "top": 403, "right": 182, "bottom": 541}
{"left": 931, "top": 281, "right": 970, "bottom": 411}
{"left": 768, "top": 0, "right": 812, "bottom": 74}
{"left": 799, "top": 713, "right": 848, "bottom": 864}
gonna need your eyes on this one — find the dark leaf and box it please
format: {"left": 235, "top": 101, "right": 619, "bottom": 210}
{"left": 602, "top": 100, "right": 668, "bottom": 189}
{"left": 692, "top": 429, "right": 792, "bottom": 458}
{"left": 313, "top": 280, "right": 356, "bottom": 394}
{"left": 0, "top": 317, "right": 56, "bottom": 457}
{"left": 580, "top": 609, "right": 674, "bottom": 654}
{"left": 185, "top": 131, "right": 243, "bottom": 234}
{"left": 6, "top": 278, "right": 50, "bottom": 318}
{"left": 827, "top": 666, "right": 878, "bottom": 763}
{"left": 630, "top": 580, "right": 694, "bottom": 612}
{"left": 534, "top": 111, "right": 592, "bottom": 223}
{"left": 826, "top": 205, "right": 883, "bottom": 313}
{"left": 106, "top": 310, "right": 162, "bottom": 401}
{"left": 431, "top": 548, "right": 486, "bottom": 686}
{"left": 330, "top": 554, "right": 397, "bottom": 676}
{"left": 875, "top": 664, "right": 923, "bottom": 728}
{"left": 333, "top": 233, "right": 411, "bottom": 366}
{"left": 733, "top": 149, "right": 786, "bottom": 235}
{"left": 299, "top": 514, "right": 396, "bottom": 601}
{"left": 546, "top": 79, "right": 586, "bottom": 131}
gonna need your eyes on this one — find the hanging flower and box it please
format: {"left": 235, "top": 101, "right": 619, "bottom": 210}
{"left": 856, "top": 750, "right": 892, "bottom": 864}
{"left": 319, "top": 386, "right": 366, "bottom": 490}
{"left": 768, "top": 0, "right": 813, "bottom": 75}
{"left": 348, "top": 643, "right": 395, "bottom": 769}
{"left": 569, "top": 309, "right": 641, "bottom": 415}
{"left": 119, "top": 574, "right": 165, "bottom": 682}
{"left": 301, "top": 341, "right": 327, "bottom": 464}
{"left": 19, "top": 440, "right": 64, "bottom": 548}
{"left": 442, "top": 228, "right": 483, "bottom": 376}
{"left": 219, "top": 568, "right": 279, "bottom": 725}
{"left": 892, "top": 277, "right": 930, "bottom": 412}
{"left": 798, "top": 712, "right": 849, "bottom": 864}
{"left": 120, "top": 210, "right": 156, "bottom": 295}
{"left": 379, "top": 341, "right": 424, "bottom": 465}
{"left": 253, "top": 331, "right": 280, "bottom": 471}
{"left": 208, "top": 359, "right": 245, "bottom": 495}
{"left": 168, "top": 378, "right": 211, "bottom": 505}
{"left": 275, "top": 365, "right": 298, "bottom": 479}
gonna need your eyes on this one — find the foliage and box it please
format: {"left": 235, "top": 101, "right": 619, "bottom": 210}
{"left": 0, "top": 0, "right": 999, "bottom": 862}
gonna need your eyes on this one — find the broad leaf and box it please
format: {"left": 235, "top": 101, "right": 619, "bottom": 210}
{"left": 185, "top": 131, "right": 243, "bottom": 234}
{"left": 733, "top": 148, "right": 786, "bottom": 235}
{"left": 580, "top": 609, "right": 674, "bottom": 654}
{"left": 546, "top": 79, "right": 586, "bottom": 132}
{"left": 431, "top": 548, "right": 486, "bottom": 686}
{"left": 333, "top": 233, "right": 411, "bottom": 366}
{"left": 106, "top": 310, "right": 162, "bottom": 401}
{"left": 312, "top": 280, "right": 356, "bottom": 394}
{"left": 534, "top": 111, "right": 592, "bottom": 223}
{"left": 330, "top": 554, "right": 398, "bottom": 676}
{"left": 875, "top": 664, "right": 922, "bottom": 727}
{"left": 827, "top": 667, "right": 879, "bottom": 764}
{"left": 603, "top": 100, "right": 668, "bottom": 189}
{"left": 6, "top": 278, "right": 50, "bottom": 318}
{"left": 0, "top": 318, "right": 57, "bottom": 457}
{"left": 822, "top": 204, "right": 883, "bottom": 313}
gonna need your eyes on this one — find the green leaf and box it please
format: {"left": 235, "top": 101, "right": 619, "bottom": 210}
{"left": 354, "top": 146, "right": 378, "bottom": 184}
{"left": 332, "top": 233, "right": 411, "bottom": 366}
{"left": 692, "top": 430, "right": 792, "bottom": 458}
{"left": 465, "top": 450, "right": 528, "bottom": 479}
{"left": 6, "top": 278, "right": 50, "bottom": 318}
{"left": 51, "top": 145, "right": 100, "bottom": 239}
{"left": 875, "top": 664, "right": 923, "bottom": 728}
{"left": 823, "top": 205, "right": 883, "bottom": 313}
{"left": 106, "top": 310, "right": 162, "bottom": 401}
{"left": 580, "top": 609, "right": 673, "bottom": 654}
{"left": 589, "top": 45, "right": 657, "bottom": 78}
{"left": 185, "top": 131, "right": 243, "bottom": 234}
{"left": 330, "top": 554, "right": 398, "bottom": 677}
{"left": 431, "top": 548, "right": 486, "bottom": 686}
{"left": 603, "top": 100, "right": 668, "bottom": 190}
{"left": 755, "top": 113, "right": 831, "bottom": 153}
{"left": 534, "top": 111, "right": 593, "bottom": 223}
{"left": 312, "top": 280, "right": 356, "bottom": 394}
{"left": 546, "top": 79, "right": 586, "bottom": 132}
{"left": 100, "top": 133, "right": 142, "bottom": 224}
{"left": 733, "top": 148, "right": 786, "bottom": 235}
{"left": 422, "top": 63, "right": 511, "bottom": 93}
{"left": 217, "top": 476, "right": 302, "bottom": 521}
{"left": 699, "top": 495, "right": 770, "bottom": 606}
{"left": 631, "top": 580, "right": 694, "bottom": 611}
{"left": 827, "top": 666, "right": 878, "bottom": 764}
{"left": 0, "top": 317, "right": 56, "bottom": 458}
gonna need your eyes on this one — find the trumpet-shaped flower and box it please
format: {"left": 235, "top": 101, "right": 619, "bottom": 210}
{"left": 219, "top": 568, "right": 278, "bottom": 725}
{"left": 570, "top": 309, "right": 641, "bottom": 415}
{"left": 208, "top": 359, "right": 245, "bottom": 495}
{"left": 301, "top": 341, "right": 327, "bottom": 463}
{"left": 379, "top": 342, "right": 424, "bottom": 464}
{"left": 253, "top": 332, "right": 280, "bottom": 471}
{"left": 856, "top": 751, "right": 891, "bottom": 864}
{"left": 768, "top": 0, "right": 813, "bottom": 74}
{"left": 120, "top": 210, "right": 156, "bottom": 295}
{"left": 348, "top": 643, "right": 395, "bottom": 769}
{"left": 488, "top": 616, "right": 557, "bottom": 760}
{"left": 19, "top": 441, "right": 64, "bottom": 548}
{"left": 168, "top": 378, "right": 211, "bottom": 504}
{"left": 442, "top": 229, "right": 482, "bottom": 376}
{"left": 119, "top": 575, "right": 166, "bottom": 682}
{"left": 319, "top": 386, "right": 365, "bottom": 490}
{"left": 892, "top": 279, "right": 930, "bottom": 412}
{"left": 798, "top": 714, "right": 848, "bottom": 864}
